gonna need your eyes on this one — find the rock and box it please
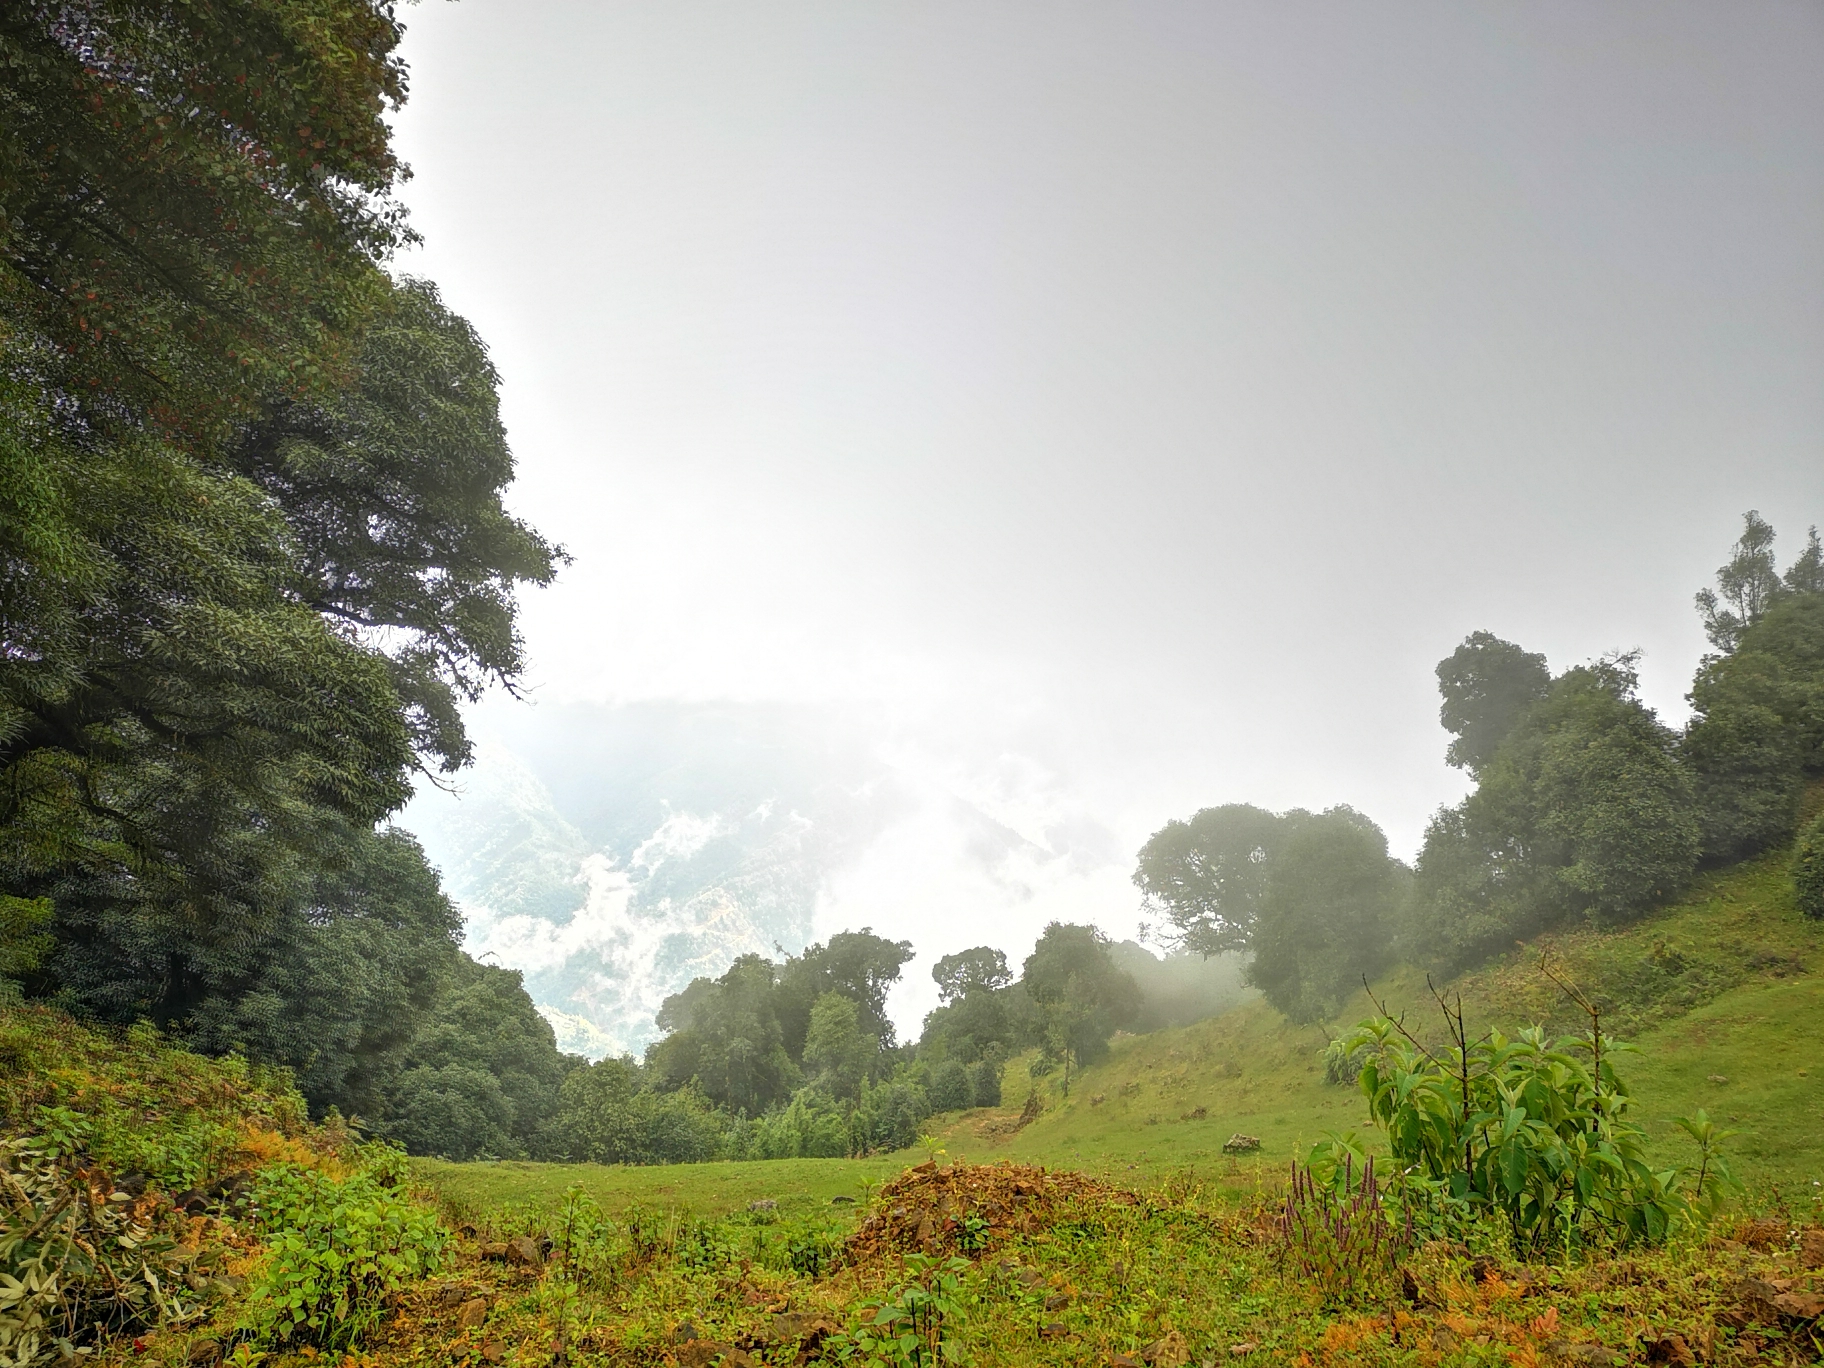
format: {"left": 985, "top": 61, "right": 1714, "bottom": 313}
{"left": 438, "top": 1286, "right": 471, "bottom": 1308}
{"left": 1707, "top": 1075, "right": 1728, "bottom": 1085}
{"left": 1544, "top": 1341, "right": 1621, "bottom": 1365}
{"left": 1802, "top": 1228, "right": 1824, "bottom": 1268}
{"left": 456, "top": 1298, "right": 489, "bottom": 1332}
{"left": 830, "top": 1195, "right": 855, "bottom": 1205}
{"left": 479, "top": 1242, "right": 510, "bottom": 1261}
{"left": 505, "top": 1235, "right": 544, "bottom": 1268}
{"left": 672, "top": 1322, "right": 700, "bottom": 1345}
{"left": 1228, "top": 1344, "right": 1258, "bottom": 1357}
{"left": 186, "top": 1339, "right": 220, "bottom": 1366}
{"left": 1772, "top": 1290, "right": 1824, "bottom": 1321}
{"left": 1109, "top": 1357, "right": 1142, "bottom": 1368}
{"left": 677, "top": 1341, "right": 749, "bottom": 1368}
{"left": 1221, "top": 1134, "right": 1261, "bottom": 1155}
{"left": 479, "top": 1341, "right": 506, "bottom": 1364}
{"left": 1141, "top": 1330, "right": 1191, "bottom": 1367}
{"left": 769, "top": 1313, "right": 838, "bottom": 1344}
{"left": 1430, "top": 1327, "right": 1459, "bottom": 1352}
{"left": 747, "top": 1199, "right": 776, "bottom": 1212}
{"left": 1737, "top": 1276, "right": 1788, "bottom": 1322}
{"left": 1044, "top": 1292, "right": 1071, "bottom": 1311}
{"left": 1643, "top": 1334, "right": 1695, "bottom": 1367}
{"left": 1039, "top": 1322, "right": 1068, "bottom": 1340}
{"left": 1018, "top": 1268, "right": 1046, "bottom": 1289}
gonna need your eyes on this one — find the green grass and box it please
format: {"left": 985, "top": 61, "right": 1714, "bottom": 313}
{"left": 412, "top": 845, "right": 1824, "bottom": 1221}
{"left": 413, "top": 1151, "right": 925, "bottom": 1226}
{"left": 922, "top": 847, "right": 1824, "bottom": 1190}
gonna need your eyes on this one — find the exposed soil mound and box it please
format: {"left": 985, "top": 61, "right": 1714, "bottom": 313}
{"left": 845, "top": 1160, "right": 1138, "bottom": 1265}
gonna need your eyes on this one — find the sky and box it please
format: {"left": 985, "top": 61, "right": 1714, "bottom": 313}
{"left": 391, "top": 1, "right": 1824, "bottom": 1044}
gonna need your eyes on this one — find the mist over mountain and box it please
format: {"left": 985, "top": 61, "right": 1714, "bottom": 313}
{"left": 402, "top": 700, "right": 1134, "bottom": 1057}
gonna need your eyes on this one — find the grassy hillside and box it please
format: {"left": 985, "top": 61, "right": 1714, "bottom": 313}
{"left": 927, "top": 848, "right": 1823, "bottom": 1190}
{"left": 416, "top": 845, "right": 1822, "bottom": 1227}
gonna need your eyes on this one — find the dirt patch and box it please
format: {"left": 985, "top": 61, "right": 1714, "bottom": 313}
{"left": 844, "top": 1161, "right": 1138, "bottom": 1266}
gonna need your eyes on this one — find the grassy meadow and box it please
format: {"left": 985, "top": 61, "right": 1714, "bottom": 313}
{"left": 412, "top": 847, "right": 1824, "bottom": 1230}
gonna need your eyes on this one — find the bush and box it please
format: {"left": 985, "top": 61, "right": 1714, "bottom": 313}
{"left": 1339, "top": 1008, "right": 1720, "bottom": 1249}
{"left": 0, "top": 1126, "right": 198, "bottom": 1367}
{"left": 927, "top": 1060, "right": 971, "bottom": 1112}
{"left": 242, "top": 1163, "right": 446, "bottom": 1349}
{"left": 1795, "top": 811, "right": 1824, "bottom": 920}
{"left": 966, "top": 1059, "right": 1001, "bottom": 1108}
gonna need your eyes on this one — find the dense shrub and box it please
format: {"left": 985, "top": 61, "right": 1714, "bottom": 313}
{"left": 1795, "top": 811, "right": 1824, "bottom": 920}
{"left": 242, "top": 1164, "right": 446, "bottom": 1350}
{"left": 1337, "top": 1013, "right": 1725, "bottom": 1248}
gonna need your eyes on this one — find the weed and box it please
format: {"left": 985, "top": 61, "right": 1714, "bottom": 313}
{"left": 830, "top": 1253, "right": 972, "bottom": 1368}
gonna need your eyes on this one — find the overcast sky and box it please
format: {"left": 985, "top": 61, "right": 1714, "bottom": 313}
{"left": 392, "top": 2, "right": 1824, "bottom": 1032}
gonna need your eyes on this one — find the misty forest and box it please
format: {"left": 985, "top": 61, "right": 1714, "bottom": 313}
{"left": 2, "top": 6, "right": 1823, "bottom": 1368}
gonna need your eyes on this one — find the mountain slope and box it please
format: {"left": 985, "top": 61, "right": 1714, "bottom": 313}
{"left": 936, "top": 848, "right": 1824, "bottom": 1188}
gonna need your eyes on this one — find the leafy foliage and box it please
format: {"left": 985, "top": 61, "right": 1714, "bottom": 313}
{"left": 1339, "top": 1001, "right": 1708, "bottom": 1250}
{"left": 1436, "top": 631, "right": 1552, "bottom": 776}
{"left": 0, "top": 1129, "right": 200, "bottom": 1367}
{"left": 1794, "top": 810, "right": 1824, "bottom": 920}
{"left": 242, "top": 1164, "right": 445, "bottom": 1350}
{"left": 1406, "top": 654, "right": 1699, "bottom": 973}
{"left": 1245, "top": 809, "right": 1404, "bottom": 1023}
{"left": 1019, "top": 923, "right": 1140, "bottom": 1091}
{"left": 1133, "top": 803, "right": 1284, "bottom": 957}
{"left": 831, "top": 1253, "right": 973, "bottom": 1368}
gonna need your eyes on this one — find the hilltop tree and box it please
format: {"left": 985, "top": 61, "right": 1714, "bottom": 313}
{"left": 802, "top": 993, "right": 875, "bottom": 1101}
{"left": 1683, "top": 515, "right": 1824, "bottom": 860}
{"left": 1407, "top": 653, "right": 1699, "bottom": 972}
{"left": 1436, "top": 632, "right": 1552, "bottom": 775}
{"left": 1020, "top": 923, "right": 1140, "bottom": 1093}
{"left": 775, "top": 929, "right": 914, "bottom": 1058}
{"left": 1245, "top": 808, "right": 1404, "bottom": 1023}
{"left": 932, "top": 946, "right": 1011, "bottom": 1003}
{"left": 1132, "top": 803, "right": 1284, "bottom": 956}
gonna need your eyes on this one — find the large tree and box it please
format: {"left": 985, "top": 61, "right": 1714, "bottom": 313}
{"left": 1245, "top": 807, "right": 1403, "bottom": 1024}
{"left": 1019, "top": 922, "right": 1139, "bottom": 1092}
{"left": 1132, "top": 803, "right": 1284, "bottom": 957}
{"left": 1435, "top": 632, "right": 1552, "bottom": 776}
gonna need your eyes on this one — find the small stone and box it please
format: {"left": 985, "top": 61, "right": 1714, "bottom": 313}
{"left": 1141, "top": 1330, "right": 1191, "bottom": 1367}
{"left": 1044, "top": 1292, "right": 1071, "bottom": 1311}
{"left": 672, "top": 1322, "right": 700, "bottom": 1345}
{"left": 1802, "top": 1228, "right": 1824, "bottom": 1268}
{"left": 438, "top": 1286, "right": 469, "bottom": 1308}
{"left": 479, "top": 1242, "right": 510, "bottom": 1261}
{"left": 769, "top": 1313, "right": 837, "bottom": 1344}
{"left": 1039, "top": 1322, "right": 1068, "bottom": 1340}
{"left": 747, "top": 1199, "right": 776, "bottom": 1212}
{"left": 1644, "top": 1334, "right": 1695, "bottom": 1367}
{"left": 1430, "top": 1327, "right": 1459, "bottom": 1352}
{"left": 1109, "top": 1357, "right": 1141, "bottom": 1368}
{"left": 1772, "top": 1291, "right": 1824, "bottom": 1320}
{"left": 456, "top": 1298, "right": 489, "bottom": 1332}
{"left": 1228, "top": 1344, "right": 1258, "bottom": 1357}
{"left": 1221, "top": 1134, "right": 1261, "bottom": 1155}
{"left": 1707, "top": 1074, "right": 1728, "bottom": 1085}
{"left": 479, "top": 1341, "right": 506, "bottom": 1364}
{"left": 186, "top": 1339, "right": 220, "bottom": 1366}
{"left": 829, "top": 1195, "right": 855, "bottom": 1205}
{"left": 505, "top": 1235, "right": 544, "bottom": 1267}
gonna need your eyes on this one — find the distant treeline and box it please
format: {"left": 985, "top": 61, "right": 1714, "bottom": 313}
{"left": 1137, "top": 512, "right": 1824, "bottom": 1024}
{"left": 533, "top": 924, "right": 1244, "bottom": 1166}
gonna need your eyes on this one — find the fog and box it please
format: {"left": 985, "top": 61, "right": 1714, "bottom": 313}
{"left": 393, "top": 2, "right": 1824, "bottom": 1052}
